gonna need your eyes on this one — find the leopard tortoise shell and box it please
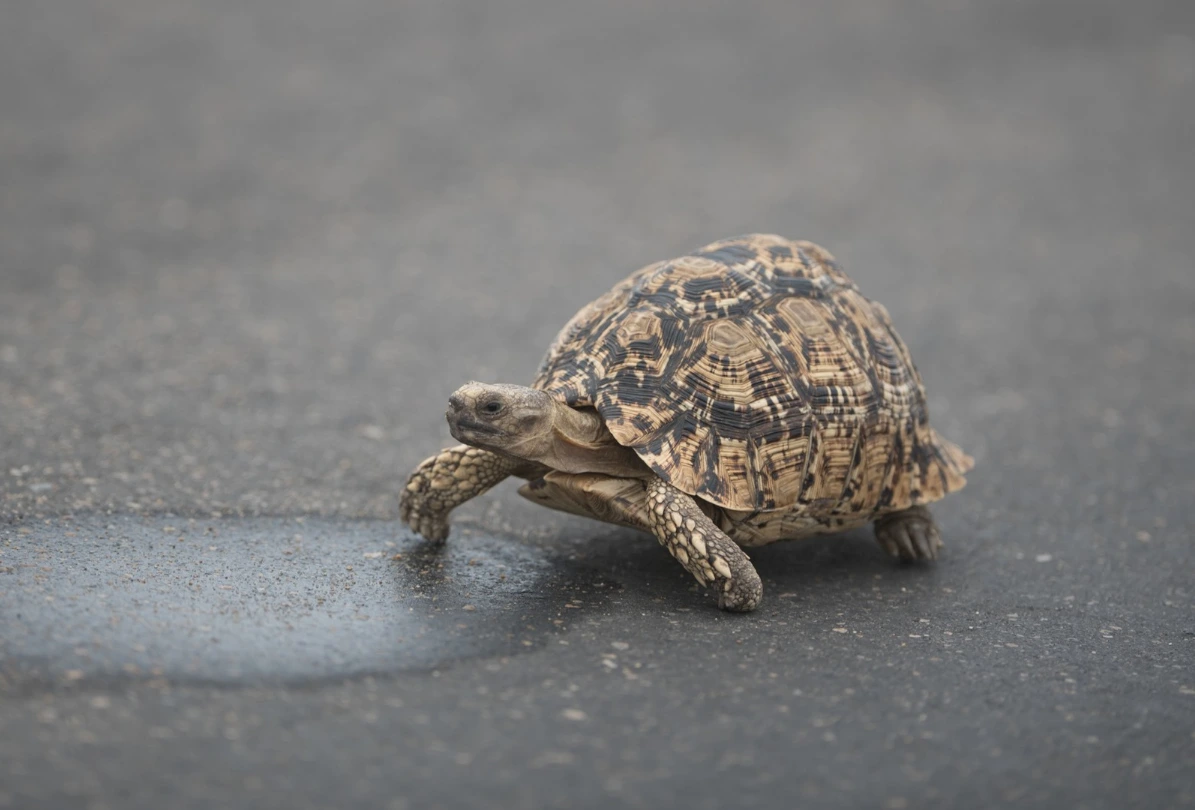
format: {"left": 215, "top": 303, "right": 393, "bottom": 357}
{"left": 401, "top": 234, "right": 973, "bottom": 611}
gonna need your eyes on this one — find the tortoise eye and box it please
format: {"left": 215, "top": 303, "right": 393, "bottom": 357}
{"left": 482, "top": 401, "right": 503, "bottom": 415}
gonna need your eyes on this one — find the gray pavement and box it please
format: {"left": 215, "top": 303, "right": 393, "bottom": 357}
{"left": 2, "top": 0, "right": 1194, "bottom": 808}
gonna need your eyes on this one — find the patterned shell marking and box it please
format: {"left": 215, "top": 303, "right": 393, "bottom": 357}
{"left": 532, "top": 234, "right": 971, "bottom": 514}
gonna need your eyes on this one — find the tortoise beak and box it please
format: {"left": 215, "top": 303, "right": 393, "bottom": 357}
{"left": 445, "top": 384, "right": 475, "bottom": 425}
{"left": 447, "top": 414, "right": 499, "bottom": 439}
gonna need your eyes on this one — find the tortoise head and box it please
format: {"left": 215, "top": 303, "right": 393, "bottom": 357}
{"left": 446, "top": 382, "right": 556, "bottom": 459}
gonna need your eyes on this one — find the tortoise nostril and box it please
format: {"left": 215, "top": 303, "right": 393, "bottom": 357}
{"left": 448, "top": 393, "right": 465, "bottom": 412}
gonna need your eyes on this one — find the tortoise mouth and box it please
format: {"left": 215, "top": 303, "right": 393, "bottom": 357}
{"left": 447, "top": 415, "right": 504, "bottom": 443}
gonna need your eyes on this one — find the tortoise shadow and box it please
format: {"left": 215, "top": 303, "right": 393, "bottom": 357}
{"left": 553, "top": 524, "right": 950, "bottom": 615}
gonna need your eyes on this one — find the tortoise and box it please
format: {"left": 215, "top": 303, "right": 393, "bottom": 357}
{"left": 400, "top": 234, "right": 972, "bottom": 611}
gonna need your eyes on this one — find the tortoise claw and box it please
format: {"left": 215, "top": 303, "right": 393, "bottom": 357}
{"left": 874, "top": 506, "right": 943, "bottom": 563}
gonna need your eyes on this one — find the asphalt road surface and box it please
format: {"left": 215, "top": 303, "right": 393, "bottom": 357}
{"left": 2, "top": 1, "right": 1194, "bottom": 808}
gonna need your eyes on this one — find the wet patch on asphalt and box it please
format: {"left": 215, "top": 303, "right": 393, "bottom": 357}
{"left": 0, "top": 515, "right": 615, "bottom": 689}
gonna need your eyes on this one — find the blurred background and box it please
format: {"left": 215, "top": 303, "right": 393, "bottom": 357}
{"left": 2, "top": 0, "right": 1191, "bottom": 521}
{"left": 1, "top": 1, "right": 1193, "bottom": 808}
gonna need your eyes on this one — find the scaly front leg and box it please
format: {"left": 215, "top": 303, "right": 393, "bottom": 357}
{"left": 644, "top": 477, "right": 763, "bottom": 612}
{"left": 400, "top": 445, "right": 536, "bottom": 542}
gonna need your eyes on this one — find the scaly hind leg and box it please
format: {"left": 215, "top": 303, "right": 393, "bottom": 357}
{"left": 400, "top": 445, "right": 541, "bottom": 542}
{"left": 645, "top": 477, "right": 763, "bottom": 612}
{"left": 874, "top": 505, "right": 942, "bottom": 562}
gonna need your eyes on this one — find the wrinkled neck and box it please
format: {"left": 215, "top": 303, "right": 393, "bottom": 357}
{"left": 546, "top": 400, "right": 649, "bottom": 477}
{"left": 551, "top": 402, "right": 606, "bottom": 444}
